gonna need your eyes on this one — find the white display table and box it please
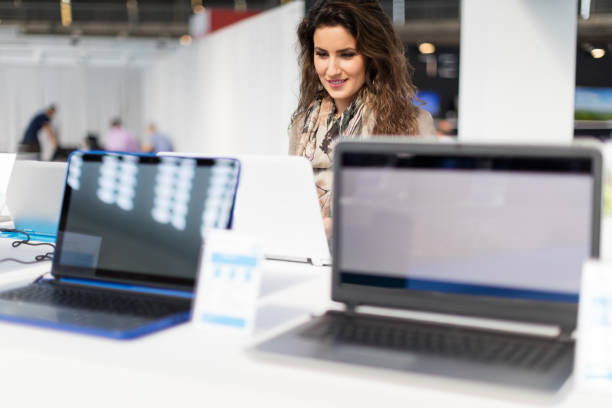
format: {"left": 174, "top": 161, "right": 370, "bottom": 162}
{"left": 0, "top": 233, "right": 610, "bottom": 407}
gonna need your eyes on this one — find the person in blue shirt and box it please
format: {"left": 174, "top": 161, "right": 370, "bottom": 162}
{"left": 142, "top": 123, "right": 173, "bottom": 153}
{"left": 20, "top": 105, "right": 59, "bottom": 159}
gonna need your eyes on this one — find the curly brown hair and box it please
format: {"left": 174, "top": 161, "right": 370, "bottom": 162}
{"left": 295, "top": 0, "right": 420, "bottom": 135}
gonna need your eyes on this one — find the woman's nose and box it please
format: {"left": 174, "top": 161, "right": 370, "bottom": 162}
{"left": 327, "top": 57, "right": 341, "bottom": 76}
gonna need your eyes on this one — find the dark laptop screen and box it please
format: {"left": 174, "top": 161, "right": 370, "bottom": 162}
{"left": 53, "top": 152, "right": 239, "bottom": 290}
{"left": 338, "top": 151, "right": 596, "bottom": 303}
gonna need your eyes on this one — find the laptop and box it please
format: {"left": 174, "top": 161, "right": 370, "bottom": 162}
{"left": 160, "top": 153, "right": 331, "bottom": 265}
{"left": 4, "top": 160, "right": 67, "bottom": 241}
{"left": 255, "top": 141, "right": 603, "bottom": 392}
{"left": 0, "top": 151, "right": 240, "bottom": 339}
{"left": 0, "top": 153, "right": 17, "bottom": 222}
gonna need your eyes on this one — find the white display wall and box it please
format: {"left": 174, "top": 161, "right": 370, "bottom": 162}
{"left": 143, "top": 2, "right": 303, "bottom": 155}
{"left": 0, "top": 24, "right": 163, "bottom": 155}
{"left": 0, "top": 64, "right": 143, "bottom": 154}
{"left": 458, "top": 0, "right": 578, "bottom": 143}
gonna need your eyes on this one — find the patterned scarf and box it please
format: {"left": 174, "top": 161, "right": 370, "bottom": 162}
{"left": 295, "top": 94, "right": 367, "bottom": 217}
{"left": 297, "top": 94, "right": 367, "bottom": 166}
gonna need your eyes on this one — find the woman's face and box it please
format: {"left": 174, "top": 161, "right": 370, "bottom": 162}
{"left": 313, "top": 25, "right": 366, "bottom": 114}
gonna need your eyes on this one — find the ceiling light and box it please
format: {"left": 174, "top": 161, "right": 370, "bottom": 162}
{"left": 60, "top": 0, "right": 72, "bottom": 27}
{"left": 591, "top": 48, "right": 605, "bottom": 59}
{"left": 234, "top": 0, "right": 247, "bottom": 12}
{"left": 179, "top": 35, "right": 192, "bottom": 46}
{"left": 581, "top": 0, "right": 591, "bottom": 20}
{"left": 418, "top": 42, "right": 435, "bottom": 55}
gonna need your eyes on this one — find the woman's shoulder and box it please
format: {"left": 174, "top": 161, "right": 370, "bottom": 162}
{"left": 288, "top": 111, "right": 307, "bottom": 155}
{"left": 361, "top": 105, "right": 435, "bottom": 137}
{"left": 360, "top": 107, "right": 376, "bottom": 136}
{"left": 289, "top": 110, "right": 307, "bottom": 131}
{"left": 415, "top": 108, "right": 435, "bottom": 136}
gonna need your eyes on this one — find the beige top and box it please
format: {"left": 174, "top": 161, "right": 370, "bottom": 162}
{"left": 289, "top": 106, "right": 435, "bottom": 218}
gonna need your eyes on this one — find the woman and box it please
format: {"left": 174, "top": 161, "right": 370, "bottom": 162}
{"left": 289, "top": 0, "right": 435, "bottom": 232}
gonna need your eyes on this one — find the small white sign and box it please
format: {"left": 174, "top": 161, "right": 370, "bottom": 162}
{"left": 193, "top": 229, "right": 262, "bottom": 334}
{"left": 576, "top": 260, "right": 612, "bottom": 392}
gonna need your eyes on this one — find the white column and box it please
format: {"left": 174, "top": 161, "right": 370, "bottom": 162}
{"left": 458, "top": 0, "right": 577, "bottom": 144}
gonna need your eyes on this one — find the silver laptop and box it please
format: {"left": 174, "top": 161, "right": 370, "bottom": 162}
{"left": 0, "top": 153, "right": 17, "bottom": 222}
{"left": 160, "top": 153, "right": 330, "bottom": 265}
{"left": 5, "top": 160, "right": 67, "bottom": 240}
{"left": 255, "top": 141, "right": 603, "bottom": 392}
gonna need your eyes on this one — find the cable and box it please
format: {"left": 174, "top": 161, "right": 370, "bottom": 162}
{"left": 33, "top": 272, "right": 51, "bottom": 283}
{"left": 0, "top": 228, "right": 55, "bottom": 264}
{"left": 1, "top": 228, "right": 56, "bottom": 250}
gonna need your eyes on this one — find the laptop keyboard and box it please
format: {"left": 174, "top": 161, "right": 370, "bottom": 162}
{"left": 0, "top": 280, "right": 191, "bottom": 319}
{"left": 300, "top": 311, "right": 571, "bottom": 372}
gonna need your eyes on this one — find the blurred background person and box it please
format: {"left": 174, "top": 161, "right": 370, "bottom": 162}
{"left": 104, "top": 118, "right": 139, "bottom": 152}
{"left": 142, "top": 123, "right": 173, "bottom": 153}
{"left": 19, "top": 104, "right": 59, "bottom": 160}
{"left": 436, "top": 119, "right": 456, "bottom": 138}
{"left": 82, "top": 132, "right": 103, "bottom": 151}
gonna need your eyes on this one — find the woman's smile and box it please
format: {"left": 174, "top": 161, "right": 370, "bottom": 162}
{"left": 326, "top": 78, "right": 348, "bottom": 88}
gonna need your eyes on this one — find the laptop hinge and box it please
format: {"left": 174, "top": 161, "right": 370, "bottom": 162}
{"left": 344, "top": 303, "right": 358, "bottom": 314}
{"left": 558, "top": 326, "right": 576, "bottom": 343}
{"left": 354, "top": 305, "right": 566, "bottom": 338}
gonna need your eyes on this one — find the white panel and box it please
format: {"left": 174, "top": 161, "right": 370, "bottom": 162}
{"left": 143, "top": 2, "right": 303, "bottom": 155}
{"left": 0, "top": 65, "right": 144, "bottom": 153}
{"left": 459, "top": 0, "right": 578, "bottom": 144}
{"left": 0, "top": 34, "right": 165, "bottom": 153}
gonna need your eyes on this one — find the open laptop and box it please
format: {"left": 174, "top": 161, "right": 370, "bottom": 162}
{"left": 4, "top": 160, "right": 67, "bottom": 241}
{"left": 0, "top": 151, "right": 239, "bottom": 339}
{"left": 160, "top": 153, "right": 330, "bottom": 265}
{"left": 0, "top": 153, "right": 17, "bottom": 222}
{"left": 255, "top": 141, "right": 603, "bottom": 392}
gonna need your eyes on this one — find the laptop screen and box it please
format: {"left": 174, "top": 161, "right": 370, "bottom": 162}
{"left": 337, "top": 148, "right": 598, "bottom": 304}
{"left": 53, "top": 152, "right": 239, "bottom": 290}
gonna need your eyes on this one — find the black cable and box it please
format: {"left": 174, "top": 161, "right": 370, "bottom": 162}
{"left": 1, "top": 228, "right": 56, "bottom": 250}
{"left": 0, "top": 228, "right": 55, "bottom": 264}
{"left": 33, "top": 272, "right": 51, "bottom": 283}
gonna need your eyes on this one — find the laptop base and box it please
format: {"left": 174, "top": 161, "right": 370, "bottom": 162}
{"left": 255, "top": 311, "right": 574, "bottom": 393}
{"left": 0, "top": 280, "right": 192, "bottom": 339}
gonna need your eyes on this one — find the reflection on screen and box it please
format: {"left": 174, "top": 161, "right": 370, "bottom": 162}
{"left": 339, "top": 159, "right": 593, "bottom": 303}
{"left": 57, "top": 153, "right": 239, "bottom": 287}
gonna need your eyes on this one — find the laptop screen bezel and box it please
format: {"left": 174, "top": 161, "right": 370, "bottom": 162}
{"left": 51, "top": 151, "right": 240, "bottom": 292}
{"left": 332, "top": 141, "right": 602, "bottom": 331}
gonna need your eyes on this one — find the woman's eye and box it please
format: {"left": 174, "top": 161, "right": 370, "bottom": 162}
{"left": 315, "top": 51, "right": 328, "bottom": 57}
{"left": 341, "top": 53, "right": 356, "bottom": 58}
